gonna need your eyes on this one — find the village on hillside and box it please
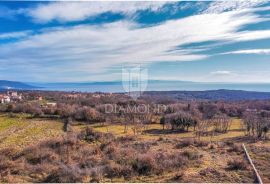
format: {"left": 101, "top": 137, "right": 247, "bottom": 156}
{"left": 0, "top": 90, "right": 114, "bottom": 105}
{"left": 0, "top": 91, "right": 22, "bottom": 103}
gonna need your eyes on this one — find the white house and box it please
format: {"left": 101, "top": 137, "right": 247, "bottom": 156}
{"left": 6, "top": 91, "right": 23, "bottom": 101}
{"left": 0, "top": 95, "right": 11, "bottom": 103}
{"left": 4, "top": 96, "right": 11, "bottom": 103}
{"left": 8, "top": 91, "right": 18, "bottom": 97}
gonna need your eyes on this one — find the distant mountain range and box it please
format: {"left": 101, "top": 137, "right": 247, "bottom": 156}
{"left": 0, "top": 80, "right": 38, "bottom": 90}
{"left": 2, "top": 80, "right": 270, "bottom": 100}
{"left": 144, "top": 90, "right": 270, "bottom": 101}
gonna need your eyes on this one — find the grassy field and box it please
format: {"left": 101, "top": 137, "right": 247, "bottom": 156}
{"left": 0, "top": 113, "right": 269, "bottom": 182}
{"left": 0, "top": 112, "right": 269, "bottom": 149}
{"left": 78, "top": 118, "right": 270, "bottom": 182}
{"left": 83, "top": 118, "right": 245, "bottom": 141}
{"left": 1, "top": 113, "right": 266, "bottom": 148}
{"left": 0, "top": 113, "right": 64, "bottom": 150}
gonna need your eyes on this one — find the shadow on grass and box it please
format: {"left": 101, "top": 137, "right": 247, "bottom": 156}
{"left": 223, "top": 135, "right": 258, "bottom": 143}
{"left": 228, "top": 128, "right": 246, "bottom": 132}
{"left": 143, "top": 128, "right": 188, "bottom": 135}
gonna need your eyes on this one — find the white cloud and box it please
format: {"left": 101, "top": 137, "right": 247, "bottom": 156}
{"left": 0, "top": 31, "right": 32, "bottom": 40}
{"left": 233, "top": 30, "right": 270, "bottom": 41}
{"left": 26, "top": 2, "right": 170, "bottom": 23}
{"left": 204, "top": 70, "right": 270, "bottom": 83}
{"left": 223, "top": 49, "right": 270, "bottom": 55}
{"left": 203, "top": 0, "right": 266, "bottom": 14}
{"left": 0, "top": 10, "right": 263, "bottom": 68}
{"left": 26, "top": 1, "right": 268, "bottom": 23}
{"left": 1, "top": 3, "right": 270, "bottom": 81}
{"left": 210, "top": 71, "right": 234, "bottom": 76}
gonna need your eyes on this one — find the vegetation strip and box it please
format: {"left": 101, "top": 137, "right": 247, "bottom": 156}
{"left": 242, "top": 144, "right": 263, "bottom": 184}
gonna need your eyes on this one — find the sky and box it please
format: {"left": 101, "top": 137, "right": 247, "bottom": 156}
{"left": 0, "top": 1, "right": 270, "bottom": 83}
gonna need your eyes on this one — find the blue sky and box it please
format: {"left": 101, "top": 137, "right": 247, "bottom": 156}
{"left": 0, "top": 1, "right": 270, "bottom": 83}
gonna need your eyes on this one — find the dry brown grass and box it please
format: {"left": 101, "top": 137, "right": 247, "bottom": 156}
{"left": 0, "top": 114, "right": 267, "bottom": 183}
{"left": 0, "top": 126, "right": 256, "bottom": 183}
{"left": 248, "top": 145, "right": 270, "bottom": 183}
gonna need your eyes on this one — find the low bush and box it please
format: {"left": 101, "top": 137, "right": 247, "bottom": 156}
{"left": 194, "top": 140, "right": 209, "bottom": 147}
{"left": 172, "top": 171, "right": 185, "bottom": 180}
{"left": 208, "top": 143, "right": 217, "bottom": 149}
{"left": 104, "top": 161, "right": 133, "bottom": 178}
{"left": 182, "top": 150, "right": 201, "bottom": 160}
{"left": 116, "top": 135, "right": 136, "bottom": 143}
{"left": 156, "top": 152, "right": 188, "bottom": 170}
{"left": 44, "top": 164, "right": 86, "bottom": 183}
{"left": 78, "top": 127, "right": 103, "bottom": 142}
{"left": 132, "top": 153, "right": 157, "bottom": 175}
{"left": 199, "top": 167, "right": 220, "bottom": 176}
{"left": 132, "top": 142, "right": 151, "bottom": 153}
{"left": 228, "top": 143, "right": 243, "bottom": 153}
{"left": 0, "top": 128, "right": 202, "bottom": 182}
{"left": 176, "top": 139, "right": 209, "bottom": 148}
{"left": 227, "top": 159, "right": 247, "bottom": 170}
{"left": 175, "top": 139, "right": 194, "bottom": 148}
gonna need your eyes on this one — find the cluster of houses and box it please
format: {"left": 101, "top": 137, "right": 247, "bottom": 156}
{"left": 0, "top": 91, "right": 115, "bottom": 104}
{"left": 0, "top": 91, "right": 22, "bottom": 104}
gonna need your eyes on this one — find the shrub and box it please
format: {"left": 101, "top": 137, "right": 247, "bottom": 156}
{"left": 132, "top": 142, "right": 151, "bottom": 153}
{"left": 101, "top": 142, "right": 119, "bottom": 160}
{"left": 114, "top": 148, "right": 137, "bottom": 166}
{"left": 132, "top": 153, "right": 157, "bottom": 175}
{"left": 225, "top": 141, "right": 234, "bottom": 146}
{"left": 78, "top": 154, "right": 101, "bottom": 169}
{"left": 194, "top": 140, "right": 209, "bottom": 147}
{"left": 104, "top": 161, "right": 133, "bottom": 178}
{"left": 208, "top": 143, "right": 217, "bottom": 149}
{"left": 41, "top": 139, "right": 62, "bottom": 150}
{"left": 172, "top": 171, "right": 185, "bottom": 180}
{"left": 156, "top": 152, "right": 187, "bottom": 170}
{"left": 175, "top": 139, "right": 194, "bottom": 148}
{"left": 89, "top": 166, "right": 104, "bottom": 182}
{"left": 78, "top": 127, "right": 114, "bottom": 144}
{"left": 157, "top": 137, "right": 164, "bottom": 141}
{"left": 116, "top": 135, "right": 135, "bottom": 143}
{"left": 0, "top": 148, "right": 17, "bottom": 159}
{"left": 228, "top": 143, "right": 243, "bottom": 153}
{"left": 227, "top": 160, "right": 247, "bottom": 170}
{"left": 22, "top": 147, "right": 45, "bottom": 165}
{"left": 78, "top": 127, "right": 103, "bottom": 142}
{"left": 199, "top": 167, "right": 220, "bottom": 176}
{"left": 44, "top": 165, "right": 85, "bottom": 183}
{"left": 182, "top": 150, "right": 201, "bottom": 160}
{"left": 0, "top": 155, "right": 13, "bottom": 172}
{"left": 175, "top": 139, "right": 210, "bottom": 148}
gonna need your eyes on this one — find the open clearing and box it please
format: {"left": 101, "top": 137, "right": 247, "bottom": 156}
{"left": 0, "top": 113, "right": 269, "bottom": 182}
{"left": 0, "top": 113, "right": 64, "bottom": 150}
{"left": 85, "top": 118, "right": 245, "bottom": 141}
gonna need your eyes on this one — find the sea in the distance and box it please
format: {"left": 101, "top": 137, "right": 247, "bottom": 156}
{"left": 32, "top": 81, "right": 270, "bottom": 93}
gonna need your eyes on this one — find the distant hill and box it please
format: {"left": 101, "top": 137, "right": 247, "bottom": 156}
{"left": 0, "top": 80, "right": 38, "bottom": 90}
{"left": 3, "top": 80, "right": 270, "bottom": 100}
{"left": 144, "top": 89, "right": 270, "bottom": 100}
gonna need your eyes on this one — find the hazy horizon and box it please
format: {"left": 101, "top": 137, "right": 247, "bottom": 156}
{"left": 26, "top": 80, "right": 270, "bottom": 93}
